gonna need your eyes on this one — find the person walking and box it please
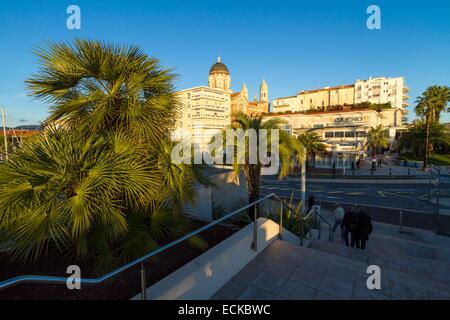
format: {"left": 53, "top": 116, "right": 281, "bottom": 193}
{"left": 377, "top": 158, "right": 382, "bottom": 169}
{"left": 351, "top": 161, "right": 355, "bottom": 175}
{"left": 341, "top": 207, "right": 355, "bottom": 246}
{"left": 332, "top": 162, "right": 337, "bottom": 179}
{"left": 306, "top": 195, "right": 315, "bottom": 213}
{"left": 351, "top": 209, "right": 373, "bottom": 250}
{"left": 332, "top": 203, "right": 345, "bottom": 237}
{"left": 358, "top": 209, "right": 373, "bottom": 250}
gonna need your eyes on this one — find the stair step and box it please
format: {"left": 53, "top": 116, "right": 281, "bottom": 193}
{"left": 280, "top": 240, "right": 449, "bottom": 299}
{"left": 310, "top": 239, "right": 450, "bottom": 285}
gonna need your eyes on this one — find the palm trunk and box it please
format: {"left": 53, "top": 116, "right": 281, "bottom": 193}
{"left": 244, "top": 164, "right": 261, "bottom": 221}
{"left": 423, "top": 114, "right": 430, "bottom": 170}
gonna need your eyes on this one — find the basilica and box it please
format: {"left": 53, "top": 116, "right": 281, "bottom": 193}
{"left": 173, "top": 57, "right": 270, "bottom": 150}
{"left": 207, "top": 57, "right": 270, "bottom": 116}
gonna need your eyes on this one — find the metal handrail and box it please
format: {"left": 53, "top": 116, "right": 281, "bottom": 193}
{"left": 0, "top": 193, "right": 285, "bottom": 295}
{"left": 315, "top": 210, "right": 333, "bottom": 228}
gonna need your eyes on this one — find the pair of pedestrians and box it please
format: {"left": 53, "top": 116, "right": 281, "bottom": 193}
{"left": 332, "top": 204, "right": 373, "bottom": 250}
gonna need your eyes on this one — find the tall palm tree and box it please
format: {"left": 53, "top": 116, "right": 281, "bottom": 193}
{"left": 224, "top": 112, "right": 304, "bottom": 213}
{"left": 366, "top": 125, "right": 389, "bottom": 157}
{"left": 0, "top": 40, "right": 206, "bottom": 271}
{"left": 398, "top": 120, "right": 449, "bottom": 158}
{"left": 26, "top": 39, "right": 178, "bottom": 145}
{"left": 415, "top": 86, "right": 450, "bottom": 169}
{"left": 297, "top": 132, "right": 326, "bottom": 166}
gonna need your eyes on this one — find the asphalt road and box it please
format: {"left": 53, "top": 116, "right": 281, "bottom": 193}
{"left": 260, "top": 175, "right": 450, "bottom": 214}
{"left": 260, "top": 176, "right": 450, "bottom": 233}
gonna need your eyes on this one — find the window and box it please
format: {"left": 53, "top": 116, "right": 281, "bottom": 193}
{"left": 335, "top": 132, "right": 344, "bottom": 138}
{"left": 345, "top": 131, "right": 355, "bottom": 138}
{"left": 325, "top": 132, "right": 334, "bottom": 138}
{"left": 356, "top": 131, "right": 366, "bottom": 137}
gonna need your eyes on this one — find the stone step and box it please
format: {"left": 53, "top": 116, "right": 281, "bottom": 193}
{"left": 279, "top": 240, "right": 449, "bottom": 299}
{"left": 213, "top": 239, "right": 450, "bottom": 300}
{"left": 311, "top": 240, "right": 450, "bottom": 299}
{"left": 309, "top": 239, "right": 450, "bottom": 287}
{"left": 314, "top": 237, "right": 450, "bottom": 272}
{"left": 322, "top": 210, "right": 450, "bottom": 250}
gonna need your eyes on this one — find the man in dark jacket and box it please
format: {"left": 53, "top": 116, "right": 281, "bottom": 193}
{"left": 341, "top": 208, "right": 355, "bottom": 246}
{"left": 351, "top": 209, "right": 373, "bottom": 250}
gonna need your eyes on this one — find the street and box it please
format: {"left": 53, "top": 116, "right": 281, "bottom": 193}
{"left": 261, "top": 175, "right": 450, "bottom": 214}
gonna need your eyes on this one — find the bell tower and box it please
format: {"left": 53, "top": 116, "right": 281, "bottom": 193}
{"left": 260, "top": 78, "right": 268, "bottom": 102}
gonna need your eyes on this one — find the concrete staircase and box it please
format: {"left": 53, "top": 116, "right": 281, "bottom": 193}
{"left": 307, "top": 218, "right": 450, "bottom": 299}
{"left": 212, "top": 218, "right": 450, "bottom": 300}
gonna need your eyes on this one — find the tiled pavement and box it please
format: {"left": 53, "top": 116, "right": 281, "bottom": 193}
{"left": 212, "top": 222, "right": 450, "bottom": 300}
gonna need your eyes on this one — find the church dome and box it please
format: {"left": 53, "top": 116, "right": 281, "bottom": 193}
{"left": 209, "top": 57, "right": 230, "bottom": 75}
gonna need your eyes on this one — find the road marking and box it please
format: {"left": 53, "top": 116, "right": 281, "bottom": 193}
{"left": 328, "top": 191, "right": 344, "bottom": 194}
{"left": 258, "top": 193, "right": 434, "bottom": 214}
{"left": 378, "top": 191, "right": 386, "bottom": 197}
{"left": 381, "top": 191, "right": 410, "bottom": 198}
{"left": 347, "top": 192, "right": 365, "bottom": 195}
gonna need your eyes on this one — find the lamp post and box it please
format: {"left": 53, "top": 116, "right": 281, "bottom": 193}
{"left": 301, "top": 155, "right": 306, "bottom": 211}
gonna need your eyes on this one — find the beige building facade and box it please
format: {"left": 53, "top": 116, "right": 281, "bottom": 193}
{"left": 264, "top": 108, "right": 406, "bottom": 168}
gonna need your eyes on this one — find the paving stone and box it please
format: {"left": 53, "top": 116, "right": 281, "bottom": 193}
{"left": 428, "top": 289, "right": 450, "bottom": 300}
{"left": 317, "top": 276, "right": 354, "bottom": 299}
{"left": 352, "top": 285, "right": 390, "bottom": 300}
{"left": 289, "top": 267, "right": 324, "bottom": 290}
{"left": 238, "top": 285, "right": 278, "bottom": 300}
{"left": 265, "top": 258, "right": 297, "bottom": 278}
{"left": 314, "top": 290, "right": 342, "bottom": 300}
{"left": 212, "top": 282, "right": 246, "bottom": 300}
{"left": 323, "top": 264, "right": 358, "bottom": 285}
{"left": 252, "top": 270, "right": 288, "bottom": 295}
{"left": 390, "top": 280, "right": 430, "bottom": 300}
{"left": 278, "top": 280, "right": 317, "bottom": 300}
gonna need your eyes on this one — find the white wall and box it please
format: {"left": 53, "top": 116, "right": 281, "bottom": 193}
{"left": 132, "top": 218, "right": 299, "bottom": 300}
{"left": 185, "top": 169, "right": 249, "bottom": 221}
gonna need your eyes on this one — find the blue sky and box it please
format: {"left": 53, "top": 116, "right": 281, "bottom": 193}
{"left": 0, "top": 0, "right": 449, "bottom": 125}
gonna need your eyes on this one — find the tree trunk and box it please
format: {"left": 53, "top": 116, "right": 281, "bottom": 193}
{"left": 423, "top": 114, "right": 430, "bottom": 170}
{"left": 244, "top": 164, "right": 261, "bottom": 221}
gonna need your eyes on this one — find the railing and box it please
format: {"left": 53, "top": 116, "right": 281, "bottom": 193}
{"left": 0, "top": 192, "right": 296, "bottom": 300}
{"left": 315, "top": 208, "right": 334, "bottom": 241}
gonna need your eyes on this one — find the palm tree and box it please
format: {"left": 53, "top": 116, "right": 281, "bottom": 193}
{"left": 297, "top": 132, "right": 326, "bottom": 166}
{"left": 0, "top": 40, "right": 206, "bottom": 271}
{"left": 366, "top": 125, "right": 389, "bottom": 157}
{"left": 224, "top": 112, "right": 304, "bottom": 214}
{"left": 398, "top": 120, "right": 449, "bottom": 158}
{"left": 415, "top": 86, "right": 450, "bottom": 169}
{"left": 26, "top": 39, "right": 178, "bottom": 145}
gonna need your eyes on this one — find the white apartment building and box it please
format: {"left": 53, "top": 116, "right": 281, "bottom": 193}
{"left": 354, "top": 76, "right": 409, "bottom": 110}
{"left": 272, "top": 76, "right": 409, "bottom": 115}
{"left": 174, "top": 86, "right": 231, "bottom": 150}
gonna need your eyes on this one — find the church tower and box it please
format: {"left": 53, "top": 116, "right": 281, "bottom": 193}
{"left": 260, "top": 78, "right": 268, "bottom": 102}
{"left": 241, "top": 82, "right": 248, "bottom": 100}
{"left": 208, "top": 57, "right": 231, "bottom": 92}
